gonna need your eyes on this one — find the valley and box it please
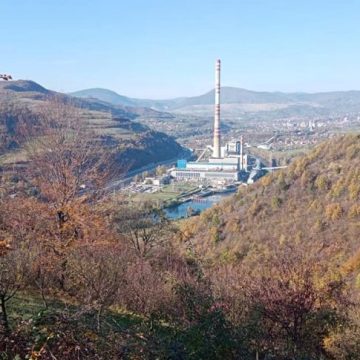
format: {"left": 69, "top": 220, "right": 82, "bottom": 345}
{"left": 2, "top": 1, "right": 360, "bottom": 358}
{"left": 71, "top": 86, "right": 360, "bottom": 165}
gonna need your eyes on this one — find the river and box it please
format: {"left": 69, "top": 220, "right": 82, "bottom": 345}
{"left": 164, "top": 193, "right": 233, "bottom": 220}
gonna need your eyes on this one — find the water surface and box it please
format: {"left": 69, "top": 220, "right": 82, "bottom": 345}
{"left": 165, "top": 193, "right": 232, "bottom": 219}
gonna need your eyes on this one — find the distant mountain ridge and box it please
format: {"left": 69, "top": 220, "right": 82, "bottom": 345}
{"left": 69, "top": 88, "right": 187, "bottom": 111}
{"left": 0, "top": 80, "right": 171, "bottom": 119}
{"left": 69, "top": 88, "right": 138, "bottom": 107}
{"left": 69, "top": 86, "right": 360, "bottom": 115}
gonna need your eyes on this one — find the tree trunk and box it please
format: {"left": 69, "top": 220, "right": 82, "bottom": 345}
{"left": 59, "top": 259, "right": 68, "bottom": 290}
{"left": 40, "top": 286, "right": 48, "bottom": 309}
{"left": 0, "top": 296, "right": 9, "bottom": 333}
{"left": 97, "top": 307, "right": 103, "bottom": 333}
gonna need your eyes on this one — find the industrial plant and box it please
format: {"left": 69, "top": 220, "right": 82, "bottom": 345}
{"left": 170, "top": 59, "right": 250, "bottom": 184}
{"left": 118, "top": 59, "right": 288, "bottom": 219}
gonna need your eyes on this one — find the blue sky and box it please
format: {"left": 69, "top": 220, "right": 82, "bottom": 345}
{"left": 2, "top": 0, "right": 360, "bottom": 98}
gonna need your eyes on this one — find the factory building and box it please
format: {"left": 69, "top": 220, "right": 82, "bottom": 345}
{"left": 171, "top": 169, "right": 239, "bottom": 181}
{"left": 171, "top": 59, "right": 248, "bottom": 184}
{"left": 171, "top": 159, "right": 240, "bottom": 181}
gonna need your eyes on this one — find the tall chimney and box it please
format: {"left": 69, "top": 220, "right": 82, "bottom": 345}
{"left": 213, "top": 59, "right": 221, "bottom": 158}
{"left": 240, "top": 135, "right": 243, "bottom": 170}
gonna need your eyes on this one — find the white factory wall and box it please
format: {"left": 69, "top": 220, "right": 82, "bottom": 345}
{"left": 170, "top": 170, "right": 239, "bottom": 181}
{"left": 209, "top": 157, "right": 239, "bottom": 165}
{"left": 187, "top": 162, "right": 238, "bottom": 171}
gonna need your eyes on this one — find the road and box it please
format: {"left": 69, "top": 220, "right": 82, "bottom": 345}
{"left": 107, "top": 150, "right": 191, "bottom": 191}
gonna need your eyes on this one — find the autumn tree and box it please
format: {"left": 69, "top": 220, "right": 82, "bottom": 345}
{"left": 239, "top": 244, "right": 349, "bottom": 359}
{"left": 66, "top": 243, "right": 128, "bottom": 332}
{"left": 113, "top": 202, "right": 175, "bottom": 259}
{"left": 324, "top": 306, "right": 360, "bottom": 359}
{"left": 0, "top": 248, "right": 26, "bottom": 332}
{"left": 171, "top": 279, "right": 237, "bottom": 359}
{"left": 23, "top": 97, "right": 119, "bottom": 211}
{"left": 16, "top": 98, "right": 122, "bottom": 287}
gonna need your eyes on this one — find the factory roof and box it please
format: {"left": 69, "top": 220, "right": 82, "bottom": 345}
{"left": 187, "top": 161, "right": 237, "bottom": 166}
{"left": 174, "top": 168, "right": 238, "bottom": 173}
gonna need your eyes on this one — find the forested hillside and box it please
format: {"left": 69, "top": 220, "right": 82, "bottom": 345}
{"left": 179, "top": 134, "right": 360, "bottom": 358}
{"left": 0, "top": 124, "right": 359, "bottom": 358}
{"left": 0, "top": 80, "right": 182, "bottom": 171}
{"left": 183, "top": 134, "right": 360, "bottom": 266}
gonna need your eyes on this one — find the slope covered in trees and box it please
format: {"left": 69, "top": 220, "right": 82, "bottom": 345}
{"left": 0, "top": 114, "right": 359, "bottom": 359}
{"left": 0, "top": 81, "right": 182, "bottom": 171}
{"left": 183, "top": 134, "right": 360, "bottom": 268}
{"left": 178, "top": 134, "right": 360, "bottom": 358}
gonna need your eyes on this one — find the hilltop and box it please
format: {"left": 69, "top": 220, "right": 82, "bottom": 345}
{"left": 68, "top": 88, "right": 139, "bottom": 107}
{"left": 0, "top": 80, "right": 50, "bottom": 94}
{"left": 0, "top": 80, "right": 182, "bottom": 171}
{"left": 0, "top": 80, "right": 171, "bottom": 119}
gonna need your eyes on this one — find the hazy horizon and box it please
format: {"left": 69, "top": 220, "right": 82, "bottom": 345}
{"left": 67, "top": 84, "right": 360, "bottom": 101}
{"left": 3, "top": 0, "right": 360, "bottom": 98}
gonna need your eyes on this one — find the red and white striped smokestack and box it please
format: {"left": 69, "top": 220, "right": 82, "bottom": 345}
{"left": 240, "top": 135, "right": 244, "bottom": 170}
{"left": 213, "top": 59, "right": 221, "bottom": 158}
